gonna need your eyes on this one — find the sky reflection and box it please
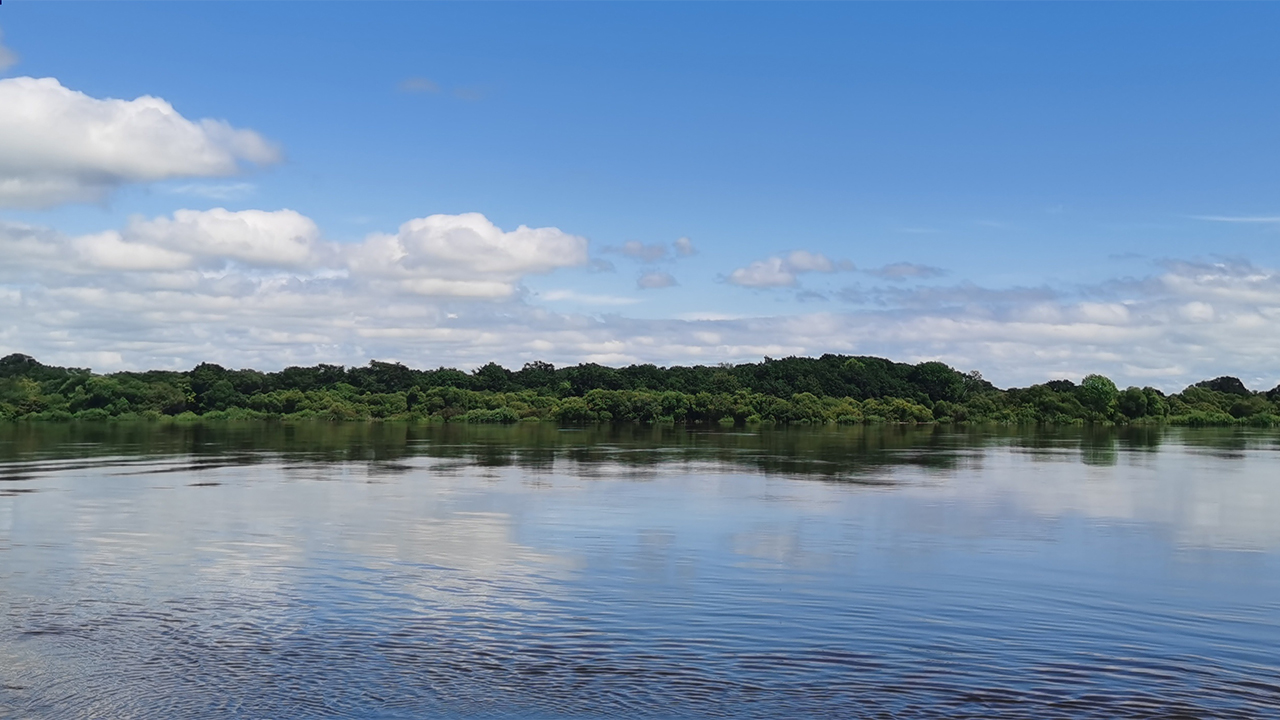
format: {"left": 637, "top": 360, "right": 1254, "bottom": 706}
{"left": 1, "top": 423, "right": 1278, "bottom": 718}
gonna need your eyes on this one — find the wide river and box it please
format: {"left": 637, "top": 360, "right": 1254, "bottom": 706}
{"left": 0, "top": 422, "right": 1277, "bottom": 719}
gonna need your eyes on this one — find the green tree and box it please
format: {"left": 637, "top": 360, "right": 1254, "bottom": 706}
{"left": 909, "top": 361, "right": 965, "bottom": 402}
{"left": 1078, "top": 374, "right": 1119, "bottom": 416}
{"left": 1117, "top": 386, "right": 1149, "bottom": 419}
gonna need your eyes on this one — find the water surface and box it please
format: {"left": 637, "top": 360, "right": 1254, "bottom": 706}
{"left": 1, "top": 422, "right": 1278, "bottom": 719}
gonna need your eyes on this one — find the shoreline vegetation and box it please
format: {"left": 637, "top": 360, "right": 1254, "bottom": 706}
{"left": 2, "top": 353, "right": 1278, "bottom": 427}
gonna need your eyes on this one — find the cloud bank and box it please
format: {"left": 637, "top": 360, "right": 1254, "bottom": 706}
{"left": 3, "top": 208, "right": 1280, "bottom": 391}
{"left": 0, "top": 75, "right": 1274, "bottom": 390}
{"left": 0, "top": 77, "right": 279, "bottom": 208}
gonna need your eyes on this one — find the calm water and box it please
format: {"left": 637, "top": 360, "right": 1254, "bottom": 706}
{"left": 1, "top": 422, "right": 1278, "bottom": 719}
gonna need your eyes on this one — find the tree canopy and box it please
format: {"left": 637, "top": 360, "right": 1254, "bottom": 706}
{"left": 1, "top": 353, "right": 1277, "bottom": 427}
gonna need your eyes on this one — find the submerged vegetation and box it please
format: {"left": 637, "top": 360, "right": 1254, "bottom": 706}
{"left": 2, "top": 353, "right": 1278, "bottom": 426}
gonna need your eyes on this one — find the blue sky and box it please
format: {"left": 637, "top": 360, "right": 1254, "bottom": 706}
{"left": 2, "top": 3, "right": 1280, "bottom": 388}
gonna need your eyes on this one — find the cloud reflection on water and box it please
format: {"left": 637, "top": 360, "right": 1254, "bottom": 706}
{"left": 1, "top": 422, "right": 1279, "bottom": 718}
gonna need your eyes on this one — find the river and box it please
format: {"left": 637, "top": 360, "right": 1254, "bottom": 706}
{"left": 1, "top": 422, "right": 1277, "bottom": 718}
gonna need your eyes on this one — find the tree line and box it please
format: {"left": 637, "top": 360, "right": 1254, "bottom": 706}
{"left": 2, "top": 352, "right": 1278, "bottom": 426}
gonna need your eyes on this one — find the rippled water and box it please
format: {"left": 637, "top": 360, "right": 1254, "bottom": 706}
{"left": 1, "top": 422, "right": 1278, "bottom": 719}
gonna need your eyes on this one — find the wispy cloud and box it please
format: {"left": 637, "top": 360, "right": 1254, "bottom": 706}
{"left": 1192, "top": 215, "right": 1280, "bottom": 224}
{"left": 399, "top": 77, "right": 488, "bottom": 101}
{"left": 866, "top": 262, "right": 946, "bottom": 281}
{"left": 398, "top": 77, "right": 440, "bottom": 93}
{"left": 675, "top": 311, "right": 748, "bottom": 321}
{"left": 452, "top": 86, "right": 486, "bottom": 102}
{"left": 606, "top": 237, "right": 698, "bottom": 264}
{"left": 165, "top": 182, "right": 257, "bottom": 201}
{"left": 0, "top": 29, "right": 18, "bottom": 72}
{"left": 637, "top": 271, "right": 677, "bottom": 290}
{"left": 540, "top": 289, "right": 641, "bottom": 305}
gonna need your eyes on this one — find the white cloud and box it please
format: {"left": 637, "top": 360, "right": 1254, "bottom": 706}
{"left": 727, "top": 250, "right": 848, "bottom": 288}
{"left": 0, "top": 77, "right": 279, "bottom": 208}
{"left": 6, "top": 212, "right": 1280, "bottom": 392}
{"left": 348, "top": 212, "right": 589, "bottom": 299}
{"left": 728, "top": 257, "right": 797, "bottom": 288}
{"left": 1179, "top": 301, "right": 1215, "bottom": 323}
{"left": 674, "top": 237, "right": 696, "bottom": 257}
{"left": 11, "top": 208, "right": 323, "bottom": 275}
{"left": 0, "top": 209, "right": 585, "bottom": 301}
{"left": 637, "top": 271, "right": 677, "bottom": 290}
{"left": 132, "top": 208, "right": 321, "bottom": 268}
{"left": 71, "top": 231, "right": 193, "bottom": 272}
{"left": 541, "top": 290, "right": 641, "bottom": 306}
{"left": 0, "top": 29, "right": 17, "bottom": 72}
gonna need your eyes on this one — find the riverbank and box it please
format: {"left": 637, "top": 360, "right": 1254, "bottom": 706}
{"left": 3, "top": 353, "right": 1278, "bottom": 426}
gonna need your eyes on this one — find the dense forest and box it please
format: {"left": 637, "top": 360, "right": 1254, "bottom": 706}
{"left": 1, "top": 353, "right": 1278, "bottom": 426}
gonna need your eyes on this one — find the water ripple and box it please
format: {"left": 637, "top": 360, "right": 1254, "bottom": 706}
{"left": 1, "top": 426, "right": 1278, "bottom": 718}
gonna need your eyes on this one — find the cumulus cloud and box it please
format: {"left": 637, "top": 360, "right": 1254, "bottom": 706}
{"left": 637, "top": 271, "right": 677, "bottom": 290}
{"left": 5, "top": 211, "right": 1280, "bottom": 391}
{"left": 0, "top": 77, "right": 279, "bottom": 208}
{"left": 128, "top": 208, "right": 323, "bottom": 269}
{"left": 1, "top": 208, "right": 325, "bottom": 278}
{"left": 1, "top": 209, "right": 585, "bottom": 299}
{"left": 0, "top": 29, "right": 17, "bottom": 72}
{"left": 348, "top": 212, "right": 588, "bottom": 299}
{"left": 674, "top": 237, "right": 696, "bottom": 257}
{"left": 867, "top": 262, "right": 946, "bottom": 280}
{"left": 728, "top": 257, "right": 798, "bottom": 288}
{"left": 727, "top": 250, "right": 849, "bottom": 288}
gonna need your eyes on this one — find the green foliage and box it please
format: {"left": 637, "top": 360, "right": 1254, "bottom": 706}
{"left": 1117, "top": 387, "right": 1149, "bottom": 419}
{"left": 1195, "top": 376, "right": 1250, "bottom": 397}
{"left": 1077, "top": 374, "right": 1119, "bottom": 416}
{"left": 1, "top": 352, "right": 1276, "bottom": 427}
